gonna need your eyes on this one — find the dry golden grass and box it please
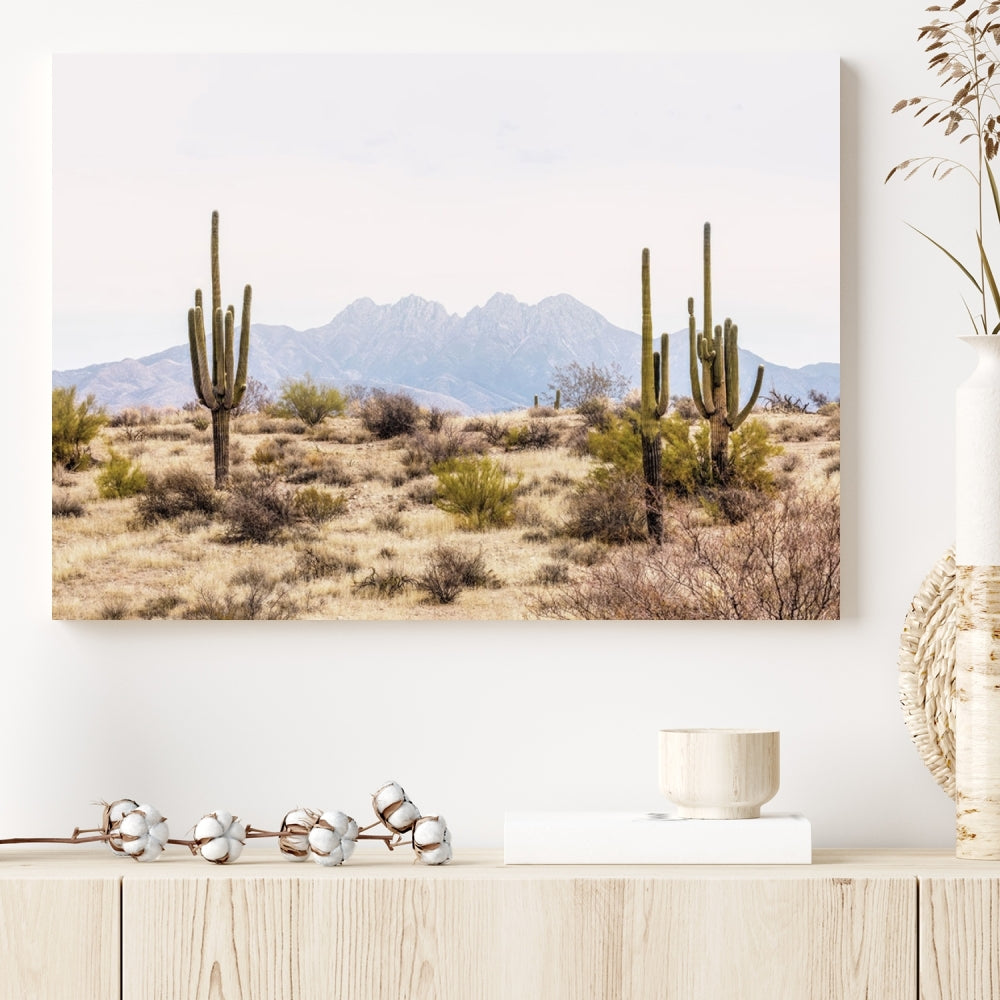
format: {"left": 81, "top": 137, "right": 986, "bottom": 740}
{"left": 51, "top": 404, "right": 839, "bottom": 620}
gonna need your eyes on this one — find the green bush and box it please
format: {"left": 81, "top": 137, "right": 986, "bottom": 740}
{"left": 587, "top": 413, "right": 643, "bottom": 472}
{"left": 661, "top": 417, "right": 709, "bottom": 495}
{"left": 588, "top": 412, "right": 707, "bottom": 496}
{"left": 52, "top": 386, "right": 107, "bottom": 469}
{"left": 728, "top": 419, "right": 781, "bottom": 492}
{"left": 433, "top": 456, "right": 520, "bottom": 530}
{"left": 96, "top": 449, "right": 147, "bottom": 499}
{"left": 292, "top": 486, "right": 348, "bottom": 525}
{"left": 274, "top": 375, "right": 346, "bottom": 426}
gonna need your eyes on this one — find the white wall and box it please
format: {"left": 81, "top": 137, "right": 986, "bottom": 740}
{"left": 0, "top": 0, "right": 966, "bottom": 850}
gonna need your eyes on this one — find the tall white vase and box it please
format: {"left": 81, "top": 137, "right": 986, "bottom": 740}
{"left": 955, "top": 334, "right": 1000, "bottom": 859}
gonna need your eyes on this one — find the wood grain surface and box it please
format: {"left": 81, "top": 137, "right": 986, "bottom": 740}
{"left": 0, "top": 874, "right": 119, "bottom": 1000}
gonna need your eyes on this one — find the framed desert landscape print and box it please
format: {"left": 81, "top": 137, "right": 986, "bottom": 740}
{"left": 51, "top": 52, "right": 840, "bottom": 620}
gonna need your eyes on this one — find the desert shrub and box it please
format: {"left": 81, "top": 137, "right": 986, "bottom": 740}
{"left": 564, "top": 467, "right": 647, "bottom": 544}
{"left": 293, "top": 486, "right": 348, "bottom": 525}
{"left": 370, "top": 510, "right": 404, "bottom": 533}
{"left": 548, "top": 539, "right": 609, "bottom": 566}
{"left": 534, "top": 562, "right": 570, "bottom": 586}
{"left": 100, "top": 597, "right": 131, "bottom": 620}
{"left": 146, "top": 425, "right": 193, "bottom": 442}
{"left": 661, "top": 417, "right": 708, "bottom": 495}
{"left": 588, "top": 413, "right": 706, "bottom": 496}
{"left": 358, "top": 390, "right": 420, "bottom": 439}
{"left": 290, "top": 545, "right": 361, "bottom": 581}
{"left": 565, "top": 422, "right": 594, "bottom": 457}
{"left": 273, "top": 374, "right": 346, "bottom": 426}
{"left": 504, "top": 421, "right": 558, "bottom": 451}
{"left": 52, "top": 493, "right": 85, "bottom": 518}
{"left": 416, "top": 545, "right": 500, "bottom": 603}
{"left": 822, "top": 404, "right": 841, "bottom": 440}
{"left": 763, "top": 388, "right": 808, "bottom": 413}
{"left": 183, "top": 566, "right": 301, "bottom": 619}
{"left": 136, "top": 593, "right": 184, "bottom": 619}
{"left": 401, "top": 428, "right": 471, "bottom": 477}
{"left": 671, "top": 395, "right": 701, "bottom": 421}
{"left": 285, "top": 450, "right": 354, "bottom": 487}
{"left": 232, "top": 376, "right": 273, "bottom": 417}
{"left": 548, "top": 360, "right": 630, "bottom": 406}
{"left": 427, "top": 407, "right": 447, "bottom": 432}
{"left": 416, "top": 568, "right": 462, "bottom": 604}
{"left": 521, "top": 528, "right": 551, "bottom": 543}
{"left": 221, "top": 475, "right": 296, "bottom": 543}
{"left": 516, "top": 499, "right": 553, "bottom": 529}
{"left": 116, "top": 426, "right": 147, "bottom": 445}
{"left": 52, "top": 386, "right": 107, "bottom": 470}
{"left": 353, "top": 566, "right": 412, "bottom": 599}
{"left": 190, "top": 414, "right": 210, "bottom": 432}
{"left": 728, "top": 419, "right": 781, "bottom": 492}
{"left": 700, "top": 487, "right": 770, "bottom": 525}
{"left": 96, "top": 449, "right": 147, "bottom": 499}
{"left": 825, "top": 457, "right": 841, "bottom": 476}
{"left": 535, "top": 489, "right": 840, "bottom": 620}
{"left": 109, "top": 407, "right": 158, "bottom": 428}
{"left": 780, "top": 453, "right": 800, "bottom": 473}
{"left": 808, "top": 389, "right": 831, "bottom": 410}
{"left": 252, "top": 439, "right": 284, "bottom": 470}
{"left": 133, "top": 467, "right": 218, "bottom": 526}
{"left": 576, "top": 396, "right": 613, "bottom": 430}
{"left": 587, "top": 413, "right": 642, "bottom": 472}
{"left": 464, "top": 416, "right": 507, "bottom": 445}
{"left": 819, "top": 444, "right": 839, "bottom": 459}
{"left": 773, "top": 419, "right": 823, "bottom": 443}
{"left": 405, "top": 479, "right": 436, "bottom": 505}
{"left": 433, "top": 456, "right": 521, "bottom": 530}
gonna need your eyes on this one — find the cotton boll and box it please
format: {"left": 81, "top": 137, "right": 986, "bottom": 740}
{"left": 413, "top": 815, "right": 452, "bottom": 866}
{"left": 118, "top": 804, "right": 169, "bottom": 862}
{"left": 194, "top": 810, "right": 247, "bottom": 865}
{"left": 194, "top": 815, "right": 224, "bottom": 841}
{"left": 279, "top": 807, "right": 318, "bottom": 861}
{"left": 307, "top": 810, "right": 359, "bottom": 867}
{"left": 103, "top": 798, "right": 139, "bottom": 853}
{"left": 416, "top": 843, "right": 452, "bottom": 866}
{"left": 372, "top": 781, "right": 420, "bottom": 833}
{"left": 308, "top": 825, "right": 337, "bottom": 856}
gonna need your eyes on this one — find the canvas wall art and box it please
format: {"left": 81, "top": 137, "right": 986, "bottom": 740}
{"left": 51, "top": 53, "right": 840, "bottom": 620}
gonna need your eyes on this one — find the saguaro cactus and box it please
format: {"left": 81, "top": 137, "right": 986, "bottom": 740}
{"left": 688, "top": 222, "right": 764, "bottom": 483}
{"left": 187, "top": 211, "right": 252, "bottom": 488}
{"left": 640, "top": 248, "right": 669, "bottom": 544}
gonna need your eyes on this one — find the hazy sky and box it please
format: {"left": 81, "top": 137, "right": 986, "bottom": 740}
{"left": 52, "top": 53, "right": 839, "bottom": 371}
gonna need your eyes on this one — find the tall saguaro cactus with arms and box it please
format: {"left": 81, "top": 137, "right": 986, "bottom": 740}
{"left": 187, "top": 211, "right": 252, "bottom": 488}
{"left": 688, "top": 222, "right": 764, "bottom": 483}
{"left": 640, "top": 248, "right": 669, "bottom": 544}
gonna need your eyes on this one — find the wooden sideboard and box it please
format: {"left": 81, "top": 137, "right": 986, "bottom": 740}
{"left": 1, "top": 848, "right": 997, "bottom": 999}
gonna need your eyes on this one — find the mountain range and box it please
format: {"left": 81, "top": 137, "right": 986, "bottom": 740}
{"left": 52, "top": 292, "right": 840, "bottom": 414}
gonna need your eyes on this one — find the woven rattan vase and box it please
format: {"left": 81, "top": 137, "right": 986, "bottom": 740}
{"left": 955, "top": 335, "right": 1000, "bottom": 859}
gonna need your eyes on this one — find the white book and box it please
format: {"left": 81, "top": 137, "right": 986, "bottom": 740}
{"left": 503, "top": 811, "right": 812, "bottom": 865}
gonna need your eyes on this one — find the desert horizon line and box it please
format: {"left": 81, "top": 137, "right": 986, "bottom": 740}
{"left": 52, "top": 288, "right": 840, "bottom": 375}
